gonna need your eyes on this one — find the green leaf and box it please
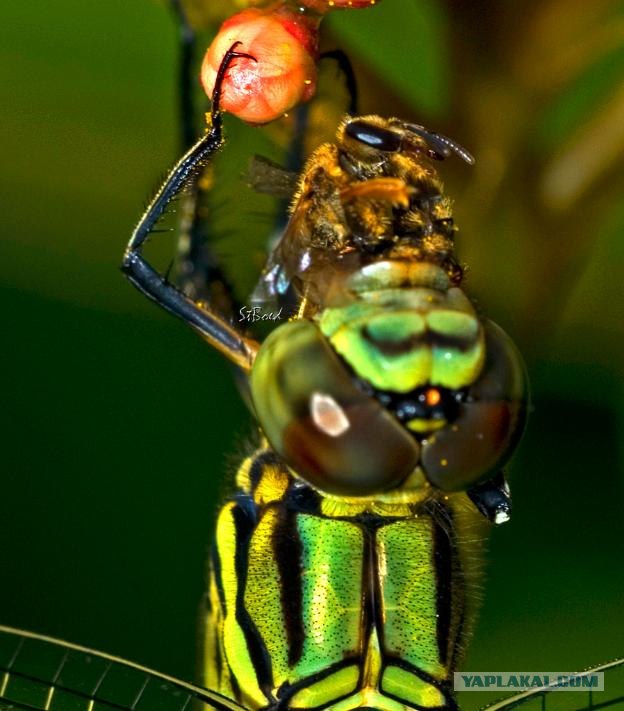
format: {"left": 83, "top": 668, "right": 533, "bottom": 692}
{"left": 535, "top": 42, "right": 624, "bottom": 150}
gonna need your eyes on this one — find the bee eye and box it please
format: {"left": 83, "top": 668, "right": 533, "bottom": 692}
{"left": 421, "top": 320, "right": 528, "bottom": 491}
{"left": 345, "top": 120, "right": 402, "bottom": 152}
{"left": 251, "top": 320, "right": 420, "bottom": 496}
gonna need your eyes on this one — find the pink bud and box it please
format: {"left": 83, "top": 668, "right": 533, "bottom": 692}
{"left": 201, "top": 7, "right": 319, "bottom": 125}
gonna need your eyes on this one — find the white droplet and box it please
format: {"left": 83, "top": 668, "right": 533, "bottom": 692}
{"left": 494, "top": 510, "right": 510, "bottom": 525}
{"left": 310, "top": 392, "right": 350, "bottom": 437}
{"left": 299, "top": 250, "right": 312, "bottom": 272}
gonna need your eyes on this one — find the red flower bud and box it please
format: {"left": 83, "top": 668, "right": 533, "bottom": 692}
{"left": 201, "top": 7, "right": 319, "bottom": 124}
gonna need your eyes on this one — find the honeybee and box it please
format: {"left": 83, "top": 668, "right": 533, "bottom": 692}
{"left": 256, "top": 115, "right": 474, "bottom": 315}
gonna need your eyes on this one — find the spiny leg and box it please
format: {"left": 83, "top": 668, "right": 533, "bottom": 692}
{"left": 168, "top": 0, "right": 240, "bottom": 314}
{"left": 320, "top": 49, "right": 359, "bottom": 115}
{"left": 122, "top": 44, "right": 259, "bottom": 372}
{"left": 169, "top": 0, "right": 198, "bottom": 150}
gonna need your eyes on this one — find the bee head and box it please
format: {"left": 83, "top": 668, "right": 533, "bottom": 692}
{"left": 338, "top": 115, "right": 474, "bottom": 172}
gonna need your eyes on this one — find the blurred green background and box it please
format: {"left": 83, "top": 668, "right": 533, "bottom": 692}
{"left": 1, "top": 2, "right": 623, "bottom": 710}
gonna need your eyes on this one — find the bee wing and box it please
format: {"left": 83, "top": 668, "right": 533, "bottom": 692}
{"left": 246, "top": 156, "right": 299, "bottom": 200}
{"left": 480, "top": 657, "right": 624, "bottom": 710}
{"left": 248, "top": 187, "right": 318, "bottom": 312}
{"left": 0, "top": 626, "right": 250, "bottom": 711}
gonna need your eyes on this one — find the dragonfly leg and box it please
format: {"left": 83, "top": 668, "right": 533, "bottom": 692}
{"left": 467, "top": 471, "right": 512, "bottom": 525}
{"left": 122, "top": 45, "right": 259, "bottom": 372}
{"left": 169, "top": 0, "right": 197, "bottom": 150}
{"left": 168, "top": 0, "right": 242, "bottom": 315}
{"left": 320, "top": 49, "right": 358, "bottom": 115}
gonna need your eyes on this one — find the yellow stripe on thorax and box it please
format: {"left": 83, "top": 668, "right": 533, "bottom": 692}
{"left": 215, "top": 502, "right": 266, "bottom": 709}
{"left": 244, "top": 506, "right": 290, "bottom": 686}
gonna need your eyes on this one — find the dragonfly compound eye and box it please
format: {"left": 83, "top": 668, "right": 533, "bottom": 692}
{"left": 250, "top": 320, "right": 420, "bottom": 496}
{"left": 315, "top": 279, "right": 527, "bottom": 493}
{"left": 421, "top": 320, "right": 528, "bottom": 491}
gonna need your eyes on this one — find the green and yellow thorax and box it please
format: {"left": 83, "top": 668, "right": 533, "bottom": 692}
{"left": 203, "top": 450, "right": 486, "bottom": 711}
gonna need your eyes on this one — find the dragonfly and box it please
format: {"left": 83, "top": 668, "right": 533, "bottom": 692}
{"left": 1, "top": 3, "right": 622, "bottom": 711}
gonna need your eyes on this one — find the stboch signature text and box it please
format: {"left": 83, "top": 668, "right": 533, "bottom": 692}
{"left": 239, "top": 306, "right": 284, "bottom": 323}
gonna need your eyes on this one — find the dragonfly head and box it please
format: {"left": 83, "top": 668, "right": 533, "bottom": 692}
{"left": 250, "top": 266, "right": 528, "bottom": 498}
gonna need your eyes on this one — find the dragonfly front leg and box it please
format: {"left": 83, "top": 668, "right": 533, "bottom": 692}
{"left": 169, "top": 0, "right": 197, "bottom": 151}
{"left": 467, "top": 471, "right": 512, "bottom": 525}
{"left": 122, "top": 44, "right": 259, "bottom": 372}
{"left": 169, "top": 0, "right": 241, "bottom": 316}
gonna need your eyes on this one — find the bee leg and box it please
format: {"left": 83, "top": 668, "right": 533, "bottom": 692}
{"left": 320, "top": 49, "right": 358, "bottom": 115}
{"left": 122, "top": 45, "right": 259, "bottom": 372}
{"left": 467, "top": 471, "right": 512, "bottom": 525}
{"left": 341, "top": 177, "right": 412, "bottom": 207}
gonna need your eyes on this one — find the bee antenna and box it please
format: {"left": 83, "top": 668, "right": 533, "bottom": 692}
{"left": 401, "top": 122, "right": 475, "bottom": 165}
